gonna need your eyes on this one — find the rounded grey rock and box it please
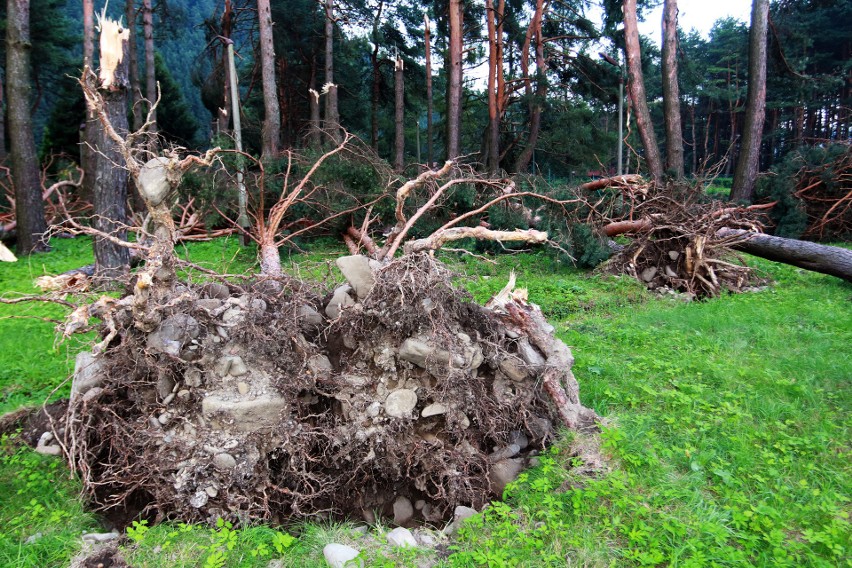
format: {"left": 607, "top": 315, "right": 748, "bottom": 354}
{"left": 322, "top": 543, "right": 362, "bottom": 568}
{"left": 213, "top": 452, "right": 237, "bottom": 470}
{"left": 386, "top": 527, "right": 418, "bottom": 548}
{"left": 384, "top": 389, "right": 417, "bottom": 418}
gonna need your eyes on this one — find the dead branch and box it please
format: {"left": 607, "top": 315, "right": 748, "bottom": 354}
{"left": 404, "top": 226, "right": 548, "bottom": 255}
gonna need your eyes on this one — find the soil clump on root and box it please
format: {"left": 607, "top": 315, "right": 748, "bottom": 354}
{"left": 63, "top": 254, "right": 597, "bottom": 527}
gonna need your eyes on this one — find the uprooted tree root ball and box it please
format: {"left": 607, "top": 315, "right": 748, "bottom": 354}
{"left": 599, "top": 185, "right": 773, "bottom": 298}
{"left": 62, "top": 254, "right": 598, "bottom": 526}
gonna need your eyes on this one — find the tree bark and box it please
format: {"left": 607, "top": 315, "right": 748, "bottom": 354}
{"left": 323, "top": 0, "right": 341, "bottom": 143}
{"left": 424, "top": 14, "right": 434, "bottom": 166}
{"left": 446, "top": 0, "right": 463, "bottom": 160}
{"left": 142, "top": 0, "right": 157, "bottom": 135}
{"left": 257, "top": 0, "right": 280, "bottom": 159}
{"left": 0, "top": 74, "right": 6, "bottom": 161}
{"left": 369, "top": 4, "right": 383, "bottom": 151}
{"left": 717, "top": 228, "right": 852, "bottom": 282}
{"left": 730, "top": 0, "right": 769, "bottom": 202}
{"left": 92, "top": 18, "right": 131, "bottom": 279}
{"left": 394, "top": 55, "right": 405, "bottom": 172}
{"left": 126, "top": 0, "right": 143, "bottom": 131}
{"left": 6, "top": 0, "right": 48, "bottom": 254}
{"left": 308, "top": 87, "right": 321, "bottom": 148}
{"left": 485, "top": 0, "right": 499, "bottom": 173}
{"left": 661, "top": 0, "right": 683, "bottom": 178}
{"left": 623, "top": 0, "right": 664, "bottom": 183}
{"left": 514, "top": 0, "right": 545, "bottom": 174}
{"left": 83, "top": 0, "right": 94, "bottom": 68}
{"left": 81, "top": 0, "right": 95, "bottom": 204}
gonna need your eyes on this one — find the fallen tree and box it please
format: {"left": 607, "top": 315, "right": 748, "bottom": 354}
{"left": 717, "top": 228, "right": 852, "bottom": 282}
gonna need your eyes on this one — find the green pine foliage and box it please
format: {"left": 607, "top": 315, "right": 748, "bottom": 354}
{"left": 154, "top": 53, "right": 202, "bottom": 148}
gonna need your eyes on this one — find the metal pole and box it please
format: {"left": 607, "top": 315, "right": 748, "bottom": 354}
{"left": 227, "top": 41, "right": 250, "bottom": 244}
{"left": 415, "top": 118, "right": 421, "bottom": 165}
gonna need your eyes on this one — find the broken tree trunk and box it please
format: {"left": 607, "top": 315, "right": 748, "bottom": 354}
{"left": 717, "top": 228, "right": 852, "bottom": 282}
{"left": 91, "top": 14, "right": 131, "bottom": 279}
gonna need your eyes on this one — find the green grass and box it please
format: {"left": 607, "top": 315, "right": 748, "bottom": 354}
{"left": 0, "top": 238, "right": 850, "bottom": 566}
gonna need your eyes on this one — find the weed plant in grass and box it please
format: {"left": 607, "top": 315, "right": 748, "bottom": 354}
{"left": 0, "top": 238, "right": 849, "bottom": 567}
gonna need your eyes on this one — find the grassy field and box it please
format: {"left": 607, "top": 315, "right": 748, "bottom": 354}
{"left": 1, "top": 237, "right": 849, "bottom": 567}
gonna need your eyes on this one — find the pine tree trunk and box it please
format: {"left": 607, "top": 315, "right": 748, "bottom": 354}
{"left": 0, "top": 75, "right": 6, "bottom": 161}
{"left": 142, "top": 0, "right": 157, "bottom": 134}
{"left": 623, "top": 0, "right": 664, "bottom": 182}
{"left": 126, "top": 0, "right": 143, "bottom": 131}
{"left": 485, "top": 0, "right": 499, "bottom": 174}
{"left": 81, "top": 0, "right": 95, "bottom": 204}
{"left": 446, "top": 0, "right": 463, "bottom": 160}
{"left": 718, "top": 229, "right": 852, "bottom": 282}
{"left": 514, "top": 0, "right": 545, "bottom": 174}
{"left": 661, "top": 0, "right": 683, "bottom": 178}
{"left": 394, "top": 55, "right": 405, "bottom": 172}
{"left": 257, "top": 0, "right": 280, "bottom": 159}
{"left": 92, "top": 18, "right": 131, "bottom": 279}
{"left": 730, "top": 0, "right": 768, "bottom": 202}
{"left": 370, "top": 4, "right": 383, "bottom": 151}
{"left": 6, "top": 0, "right": 48, "bottom": 254}
{"left": 424, "top": 14, "right": 434, "bottom": 166}
{"left": 323, "top": 0, "right": 341, "bottom": 143}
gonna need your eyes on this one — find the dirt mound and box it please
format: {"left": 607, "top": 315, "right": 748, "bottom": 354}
{"left": 63, "top": 254, "right": 597, "bottom": 527}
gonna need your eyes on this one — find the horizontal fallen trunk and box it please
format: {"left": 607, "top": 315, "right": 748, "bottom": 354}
{"left": 578, "top": 174, "right": 645, "bottom": 192}
{"left": 404, "top": 227, "right": 548, "bottom": 255}
{"left": 717, "top": 228, "right": 852, "bottom": 282}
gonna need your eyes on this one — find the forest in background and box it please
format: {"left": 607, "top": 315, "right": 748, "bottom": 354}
{"left": 1, "top": 0, "right": 848, "bottom": 178}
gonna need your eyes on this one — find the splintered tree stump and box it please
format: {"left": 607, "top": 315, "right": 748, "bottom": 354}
{"left": 63, "top": 254, "right": 598, "bottom": 526}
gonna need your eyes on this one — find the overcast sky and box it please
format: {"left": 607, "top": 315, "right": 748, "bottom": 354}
{"left": 637, "top": 0, "right": 753, "bottom": 42}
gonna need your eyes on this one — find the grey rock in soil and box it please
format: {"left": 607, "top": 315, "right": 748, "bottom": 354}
{"left": 517, "top": 338, "right": 546, "bottom": 369}
{"left": 35, "top": 432, "right": 61, "bottom": 456}
{"left": 641, "top": 266, "right": 658, "bottom": 282}
{"left": 298, "top": 304, "right": 324, "bottom": 330}
{"left": 190, "top": 491, "right": 209, "bottom": 508}
{"left": 414, "top": 529, "right": 438, "bottom": 547}
{"left": 308, "top": 355, "right": 333, "bottom": 379}
{"left": 195, "top": 299, "right": 223, "bottom": 312}
{"left": 323, "top": 543, "right": 362, "bottom": 568}
{"left": 81, "top": 531, "right": 120, "bottom": 543}
{"left": 489, "top": 458, "right": 525, "bottom": 495}
{"left": 201, "top": 395, "right": 287, "bottom": 432}
{"left": 421, "top": 403, "right": 447, "bottom": 417}
{"left": 498, "top": 357, "right": 528, "bottom": 381}
{"left": 509, "top": 430, "right": 529, "bottom": 450}
{"left": 386, "top": 527, "right": 418, "bottom": 548}
{"left": 398, "top": 337, "right": 451, "bottom": 369}
{"left": 393, "top": 495, "right": 414, "bottom": 526}
{"left": 443, "top": 506, "right": 478, "bottom": 536}
{"left": 147, "top": 314, "right": 199, "bottom": 356}
{"left": 325, "top": 285, "right": 356, "bottom": 320}
{"left": 137, "top": 157, "right": 171, "bottom": 206}
{"left": 72, "top": 351, "right": 104, "bottom": 398}
{"left": 204, "top": 282, "right": 230, "bottom": 300}
{"left": 213, "top": 453, "right": 237, "bottom": 470}
{"left": 384, "top": 389, "right": 418, "bottom": 418}
{"left": 185, "top": 367, "right": 203, "bottom": 387}
{"left": 336, "top": 255, "right": 376, "bottom": 299}
{"left": 157, "top": 374, "right": 176, "bottom": 399}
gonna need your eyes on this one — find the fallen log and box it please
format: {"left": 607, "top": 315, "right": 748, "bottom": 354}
{"left": 717, "top": 228, "right": 852, "bottom": 282}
